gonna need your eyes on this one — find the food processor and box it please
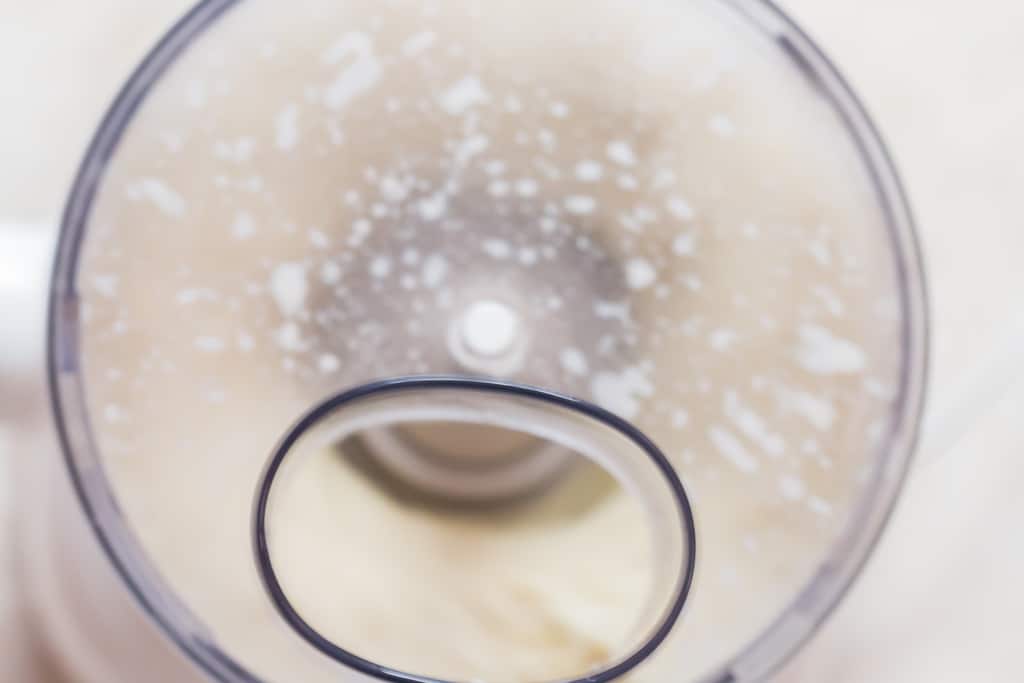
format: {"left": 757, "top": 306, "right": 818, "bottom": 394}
{"left": 19, "top": 0, "right": 927, "bottom": 681}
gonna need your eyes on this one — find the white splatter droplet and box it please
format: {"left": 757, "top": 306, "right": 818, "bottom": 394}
{"left": 454, "top": 134, "right": 490, "bottom": 164}
{"left": 565, "top": 195, "right": 597, "bottom": 215}
{"left": 237, "top": 332, "right": 255, "bottom": 352}
{"left": 185, "top": 79, "right": 206, "bottom": 110}
{"left": 177, "top": 288, "right": 218, "bottom": 305}
{"left": 782, "top": 389, "right": 836, "bottom": 432}
{"left": 348, "top": 219, "right": 373, "bottom": 246}
{"left": 796, "top": 324, "right": 867, "bottom": 375}
{"left": 724, "top": 391, "right": 785, "bottom": 457}
{"left": 484, "top": 160, "right": 507, "bottom": 176}
{"left": 654, "top": 168, "right": 677, "bottom": 189}
{"left": 482, "top": 239, "right": 511, "bottom": 259}
{"left": 92, "top": 275, "right": 118, "bottom": 298}
{"left": 418, "top": 193, "right": 447, "bottom": 222}
{"left": 518, "top": 247, "right": 538, "bottom": 266}
{"left": 709, "top": 114, "right": 737, "bottom": 137}
{"left": 550, "top": 102, "right": 570, "bottom": 118}
{"left": 594, "top": 300, "right": 632, "bottom": 324}
{"left": 270, "top": 263, "right": 308, "bottom": 316}
{"left": 194, "top": 336, "right": 226, "bottom": 353}
{"left": 632, "top": 210, "right": 659, "bottom": 231}
{"left": 710, "top": 329, "right": 738, "bottom": 352}
{"left": 666, "top": 197, "right": 695, "bottom": 221}
{"left": 214, "top": 138, "right": 256, "bottom": 163}
{"left": 672, "top": 232, "right": 697, "bottom": 256}
{"left": 369, "top": 256, "right": 392, "bottom": 279}
{"left": 276, "top": 321, "right": 306, "bottom": 351}
{"left": 779, "top": 475, "right": 807, "bottom": 501}
{"left": 709, "top": 426, "right": 759, "bottom": 474}
{"left": 560, "top": 348, "right": 589, "bottom": 375}
{"left": 515, "top": 178, "right": 539, "bottom": 197}
{"left": 590, "top": 367, "right": 653, "bottom": 420}
{"left": 402, "top": 30, "right": 436, "bottom": 57}
{"left": 606, "top": 141, "right": 637, "bottom": 166}
{"left": 460, "top": 300, "right": 521, "bottom": 357}
{"left": 318, "top": 353, "right": 341, "bottom": 374}
{"left": 439, "top": 75, "right": 489, "bottom": 115}
{"left": 812, "top": 285, "right": 845, "bottom": 317}
{"left": 232, "top": 211, "right": 255, "bottom": 240}
{"left": 625, "top": 258, "right": 657, "bottom": 290}
{"left": 402, "top": 248, "right": 420, "bottom": 266}
{"left": 537, "top": 128, "right": 557, "bottom": 150}
{"left": 379, "top": 175, "right": 408, "bottom": 202}
{"left": 488, "top": 179, "right": 511, "bottom": 198}
{"left": 575, "top": 160, "right": 604, "bottom": 182}
{"left": 131, "top": 178, "right": 186, "bottom": 217}
{"left": 321, "top": 261, "right": 342, "bottom": 284}
{"left": 309, "top": 229, "right": 330, "bottom": 249}
{"left": 275, "top": 103, "right": 300, "bottom": 150}
{"left": 328, "top": 120, "right": 345, "bottom": 146}
{"left": 808, "top": 240, "right": 832, "bottom": 266}
{"left": 807, "top": 496, "right": 834, "bottom": 517}
{"left": 104, "top": 404, "right": 125, "bottom": 423}
{"left": 618, "top": 174, "right": 639, "bottom": 191}
{"left": 421, "top": 254, "right": 449, "bottom": 289}
{"left": 323, "top": 33, "right": 382, "bottom": 110}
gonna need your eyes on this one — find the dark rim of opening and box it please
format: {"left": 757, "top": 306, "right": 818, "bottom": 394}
{"left": 252, "top": 375, "right": 698, "bottom": 683}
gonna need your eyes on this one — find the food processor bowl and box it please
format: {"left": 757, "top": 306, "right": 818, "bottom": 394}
{"left": 39, "top": 0, "right": 926, "bottom": 681}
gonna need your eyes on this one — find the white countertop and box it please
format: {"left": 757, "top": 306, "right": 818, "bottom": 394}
{"left": 2, "top": 1, "right": 1022, "bottom": 681}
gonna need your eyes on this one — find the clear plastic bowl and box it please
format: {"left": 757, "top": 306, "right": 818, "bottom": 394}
{"left": 44, "top": 1, "right": 927, "bottom": 681}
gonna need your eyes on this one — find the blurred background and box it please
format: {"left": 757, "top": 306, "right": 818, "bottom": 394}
{"left": 1, "top": 0, "right": 1021, "bottom": 681}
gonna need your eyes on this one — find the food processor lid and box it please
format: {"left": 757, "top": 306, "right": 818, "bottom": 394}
{"left": 252, "top": 376, "right": 698, "bottom": 683}
{"left": 48, "top": 0, "right": 927, "bottom": 681}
